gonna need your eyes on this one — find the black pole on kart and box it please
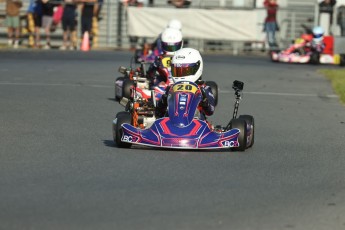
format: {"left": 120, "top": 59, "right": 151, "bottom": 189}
{"left": 232, "top": 90, "right": 241, "bottom": 119}
{"left": 224, "top": 80, "right": 244, "bottom": 131}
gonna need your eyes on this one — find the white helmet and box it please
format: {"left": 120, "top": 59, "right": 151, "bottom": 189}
{"left": 171, "top": 48, "right": 203, "bottom": 83}
{"left": 312, "top": 26, "right": 324, "bottom": 43}
{"left": 161, "top": 28, "right": 183, "bottom": 56}
{"left": 167, "top": 19, "right": 182, "bottom": 31}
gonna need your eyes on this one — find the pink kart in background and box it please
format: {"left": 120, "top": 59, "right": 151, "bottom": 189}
{"left": 271, "top": 35, "right": 345, "bottom": 66}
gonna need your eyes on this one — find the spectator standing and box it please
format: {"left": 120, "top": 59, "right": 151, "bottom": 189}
{"left": 41, "top": 0, "right": 56, "bottom": 49}
{"left": 4, "top": 0, "right": 23, "bottom": 48}
{"left": 27, "top": 0, "right": 36, "bottom": 47}
{"left": 122, "top": 0, "right": 144, "bottom": 51}
{"left": 94, "top": 0, "right": 103, "bottom": 21}
{"left": 263, "top": 0, "right": 279, "bottom": 50}
{"left": 60, "top": 0, "right": 77, "bottom": 50}
{"left": 33, "top": 0, "right": 43, "bottom": 48}
{"left": 80, "top": 0, "right": 96, "bottom": 48}
{"left": 337, "top": 4, "right": 345, "bottom": 36}
{"left": 319, "top": 0, "right": 337, "bottom": 28}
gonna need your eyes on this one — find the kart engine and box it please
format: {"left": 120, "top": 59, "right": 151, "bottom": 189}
{"left": 133, "top": 98, "right": 157, "bottom": 129}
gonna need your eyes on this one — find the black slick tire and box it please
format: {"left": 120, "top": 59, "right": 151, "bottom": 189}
{"left": 230, "top": 118, "right": 247, "bottom": 152}
{"left": 309, "top": 52, "right": 320, "bottom": 65}
{"left": 123, "top": 79, "right": 135, "bottom": 99}
{"left": 115, "top": 76, "right": 124, "bottom": 101}
{"left": 205, "top": 81, "right": 218, "bottom": 106}
{"left": 239, "top": 114, "right": 255, "bottom": 148}
{"left": 113, "top": 111, "right": 132, "bottom": 148}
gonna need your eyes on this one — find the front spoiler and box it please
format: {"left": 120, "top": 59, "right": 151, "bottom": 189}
{"left": 271, "top": 52, "right": 310, "bottom": 63}
{"left": 120, "top": 118, "right": 241, "bottom": 149}
{"left": 272, "top": 52, "right": 340, "bottom": 64}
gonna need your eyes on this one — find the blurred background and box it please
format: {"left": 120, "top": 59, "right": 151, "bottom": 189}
{"left": 1, "top": 0, "right": 345, "bottom": 54}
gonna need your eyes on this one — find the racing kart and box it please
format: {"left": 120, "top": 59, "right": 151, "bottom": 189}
{"left": 112, "top": 79, "right": 254, "bottom": 151}
{"left": 270, "top": 35, "right": 345, "bottom": 66}
{"left": 114, "top": 62, "right": 219, "bottom": 106}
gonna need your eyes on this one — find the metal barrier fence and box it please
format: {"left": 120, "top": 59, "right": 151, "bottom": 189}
{"left": 0, "top": 0, "right": 318, "bottom": 53}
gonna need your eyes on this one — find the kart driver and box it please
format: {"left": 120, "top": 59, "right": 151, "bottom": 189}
{"left": 147, "top": 27, "right": 183, "bottom": 89}
{"left": 283, "top": 26, "right": 325, "bottom": 55}
{"left": 310, "top": 26, "right": 325, "bottom": 53}
{"left": 151, "top": 19, "right": 182, "bottom": 54}
{"left": 156, "top": 48, "right": 215, "bottom": 119}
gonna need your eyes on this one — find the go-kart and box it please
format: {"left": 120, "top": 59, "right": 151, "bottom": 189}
{"left": 114, "top": 62, "right": 219, "bottom": 105}
{"left": 112, "top": 79, "right": 254, "bottom": 151}
{"left": 271, "top": 49, "right": 345, "bottom": 65}
{"left": 270, "top": 35, "right": 345, "bottom": 66}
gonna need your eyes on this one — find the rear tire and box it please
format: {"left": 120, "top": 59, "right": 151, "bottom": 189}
{"left": 113, "top": 111, "right": 132, "bottom": 148}
{"left": 270, "top": 50, "right": 279, "bottom": 62}
{"left": 115, "top": 76, "right": 124, "bottom": 101}
{"left": 205, "top": 81, "right": 218, "bottom": 106}
{"left": 134, "top": 49, "right": 143, "bottom": 63}
{"left": 123, "top": 79, "right": 135, "bottom": 99}
{"left": 309, "top": 52, "right": 320, "bottom": 65}
{"left": 230, "top": 118, "right": 247, "bottom": 152}
{"left": 239, "top": 115, "right": 255, "bottom": 148}
{"left": 339, "top": 54, "right": 345, "bottom": 66}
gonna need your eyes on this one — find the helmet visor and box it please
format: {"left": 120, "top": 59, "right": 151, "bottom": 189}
{"left": 313, "top": 33, "right": 323, "bottom": 39}
{"left": 162, "top": 41, "right": 183, "bottom": 52}
{"left": 171, "top": 61, "right": 200, "bottom": 78}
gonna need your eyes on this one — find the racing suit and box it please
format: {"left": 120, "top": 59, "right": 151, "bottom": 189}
{"left": 145, "top": 54, "right": 174, "bottom": 101}
{"left": 311, "top": 40, "right": 325, "bottom": 53}
{"left": 147, "top": 55, "right": 172, "bottom": 86}
{"left": 150, "top": 33, "right": 163, "bottom": 54}
{"left": 155, "top": 80, "right": 215, "bottom": 119}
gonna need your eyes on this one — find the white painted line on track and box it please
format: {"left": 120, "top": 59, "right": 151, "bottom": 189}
{"left": 0, "top": 82, "right": 338, "bottom": 98}
{"left": 219, "top": 90, "right": 338, "bottom": 98}
{"left": 0, "top": 82, "right": 112, "bottom": 88}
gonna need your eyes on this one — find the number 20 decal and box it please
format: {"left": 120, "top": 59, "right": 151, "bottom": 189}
{"left": 172, "top": 83, "right": 198, "bottom": 93}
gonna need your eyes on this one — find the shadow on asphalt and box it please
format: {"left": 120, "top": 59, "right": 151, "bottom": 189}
{"left": 107, "top": 98, "right": 117, "bottom": 102}
{"left": 102, "top": 139, "right": 251, "bottom": 154}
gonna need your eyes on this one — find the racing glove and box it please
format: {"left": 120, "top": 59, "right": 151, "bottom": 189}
{"left": 199, "top": 86, "right": 215, "bottom": 116}
{"left": 152, "top": 56, "right": 162, "bottom": 69}
{"left": 158, "top": 93, "right": 168, "bottom": 108}
{"left": 155, "top": 86, "right": 170, "bottom": 117}
{"left": 200, "top": 97, "right": 210, "bottom": 109}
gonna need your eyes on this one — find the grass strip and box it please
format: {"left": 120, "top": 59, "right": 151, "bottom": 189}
{"left": 319, "top": 69, "right": 345, "bottom": 104}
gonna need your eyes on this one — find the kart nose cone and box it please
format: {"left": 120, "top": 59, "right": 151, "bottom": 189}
{"left": 175, "top": 122, "right": 186, "bottom": 128}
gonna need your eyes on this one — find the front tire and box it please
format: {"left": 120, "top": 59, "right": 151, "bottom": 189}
{"left": 239, "top": 115, "right": 255, "bottom": 148}
{"left": 230, "top": 118, "right": 247, "bottom": 152}
{"left": 270, "top": 50, "right": 279, "bottom": 62}
{"left": 113, "top": 111, "right": 132, "bottom": 148}
{"left": 205, "top": 81, "right": 218, "bottom": 106}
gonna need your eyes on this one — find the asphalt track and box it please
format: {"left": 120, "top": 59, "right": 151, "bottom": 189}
{"left": 0, "top": 50, "right": 345, "bottom": 230}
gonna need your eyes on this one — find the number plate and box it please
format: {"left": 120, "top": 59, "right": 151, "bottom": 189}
{"left": 172, "top": 83, "right": 199, "bottom": 93}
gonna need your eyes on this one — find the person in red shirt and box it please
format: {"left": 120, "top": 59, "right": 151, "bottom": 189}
{"left": 263, "top": 0, "right": 279, "bottom": 49}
